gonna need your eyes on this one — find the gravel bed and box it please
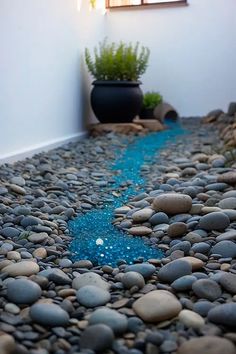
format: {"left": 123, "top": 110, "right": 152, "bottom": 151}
{"left": 0, "top": 118, "right": 236, "bottom": 354}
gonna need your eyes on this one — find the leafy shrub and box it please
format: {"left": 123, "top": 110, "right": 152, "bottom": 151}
{"left": 143, "top": 91, "right": 163, "bottom": 109}
{"left": 85, "top": 39, "right": 150, "bottom": 81}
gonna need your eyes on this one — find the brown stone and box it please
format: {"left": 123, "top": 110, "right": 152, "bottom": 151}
{"left": 218, "top": 171, "right": 236, "bottom": 185}
{"left": 89, "top": 123, "right": 145, "bottom": 136}
{"left": 135, "top": 119, "right": 164, "bottom": 132}
{"left": 177, "top": 336, "right": 236, "bottom": 354}
{"left": 132, "top": 290, "right": 182, "bottom": 323}
{"left": 178, "top": 256, "right": 204, "bottom": 270}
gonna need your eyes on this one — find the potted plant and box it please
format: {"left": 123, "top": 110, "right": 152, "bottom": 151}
{"left": 85, "top": 39, "right": 150, "bottom": 123}
{"left": 139, "top": 91, "right": 163, "bottom": 119}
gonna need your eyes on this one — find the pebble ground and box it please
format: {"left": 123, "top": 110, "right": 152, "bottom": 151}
{"left": 0, "top": 119, "right": 236, "bottom": 354}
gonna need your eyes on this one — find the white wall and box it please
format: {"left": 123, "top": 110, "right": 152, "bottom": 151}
{"left": 0, "top": 0, "right": 105, "bottom": 162}
{"left": 106, "top": 0, "right": 236, "bottom": 116}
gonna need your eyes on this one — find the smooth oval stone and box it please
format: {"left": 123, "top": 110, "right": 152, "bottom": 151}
{"left": 219, "top": 197, "right": 236, "bottom": 209}
{"left": 2, "top": 261, "right": 39, "bottom": 276}
{"left": 216, "top": 229, "right": 236, "bottom": 242}
{"left": 150, "top": 212, "right": 169, "bottom": 225}
{"left": 128, "top": 226, "right": 152, "bottom": 236}
{"left": 153, "top": 193, "right": 192, "bottom": 215}
{"left": 205, "top": 183, "right": 228, "bottom": 191}
{"left": 210, "top": 240, "right": 236, "bottom": 258}
{"left": 7, "top": 279, "right": 42, "bottom": 304}
{"left": 169, "top": 241, "right": 191, "bottom": 255}
{"left": 132, "top": 208, "right": 154, "bottom": 223}
{"left": 192, "top": 279, "right": 222, "bottom": 301}
{"left": 222, "top": 209, "right": 236, "bottom": 221}
{"left": 30, "top": 303, "right": 69, "bottom": 327}
{"left": 167, "top": 222, "right": 187, "bottom": 238}
{"left": 177, "top": 336, "right": 236, "bottom": 354}
{"left": 198, "top": 212, "right": 230, "bottom": 230}
{"left": 178, "top": 256, "right": 204, "bottom": 270}
{"left": 1, "top": 227, "right": 21, "bottom": 238}
{"left": 208, "top": 303, "right": 236, "bottom": 327}
{"left": 133, "top": 290, "right": 182, "bottom": 322}
{"left": 121, "top": 271, "right": 145, "bottom": 289}
{"left": 192, "top": 300, "right": 216, "bottom": 317}
{"left": 178, "top": 309, "right": 205, "bottom": 329}
{"left": 80, "top": 324, "right": 114, "bottom": 352}
{"left": 158, "top": 260, "right": 192, "bottom": 283}
{"left": 72, "top": 272, "right": 110, "bottom": 291}
{"left": 39, "top": 268, "right": 71, "bottom": 285}
{"left": 124, "top": 263, "right": 156, "bottom": 279}
{"left": 28, "top": 232, "right": 48, "bottom": 243}
{"left": 219, "top": 272, "right": 236, "bottom": 293}
{"left": 88, "top": 308, "right": 128, "bottom": 335}
{"left": 0, "top": 333, "right": 15, "bottom": 354}
{"left": 20, "top": 216, "right": 42, "bottom": 227}
{"left": 76, "top": 285, "right": 110, "bottom": 308}
{"left": 191, "top": 242, "right": 211, "bottom": 254}
{"left": 171, "top": 275, "right": 197, "bottom": 292}
{"left": 218, "top": 171, "right": 236, "bottom": 184}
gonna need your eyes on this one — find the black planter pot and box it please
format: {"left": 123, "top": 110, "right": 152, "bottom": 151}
{"left": 91, "top": 80, "right": 143, "bottom": 123}
{"left": 139, "top": 107, "right": 155, "bottom": 119}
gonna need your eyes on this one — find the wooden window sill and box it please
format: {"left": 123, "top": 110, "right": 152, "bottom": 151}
{"left": 106, "top": 1, "right": 188, "bottom": 10}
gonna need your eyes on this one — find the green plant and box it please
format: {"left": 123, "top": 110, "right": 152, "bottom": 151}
{"left": 143, "top": 91, "right": 163, "bottom": 109}
{"left": 85, "top": 39, "right": 150, "bottom": 81}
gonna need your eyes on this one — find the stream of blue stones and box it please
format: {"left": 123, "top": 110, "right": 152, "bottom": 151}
{"left": 69, "top": 122, "right": 187, "bottom": 266}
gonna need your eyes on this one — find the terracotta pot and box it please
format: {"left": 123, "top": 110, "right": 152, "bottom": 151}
{"left": 154, "top": 102, "right": 178, "bottom": 122}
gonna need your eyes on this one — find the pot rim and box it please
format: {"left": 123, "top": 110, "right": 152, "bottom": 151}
{"left": 92, "top": 80, "right": 142, "bottom": 86}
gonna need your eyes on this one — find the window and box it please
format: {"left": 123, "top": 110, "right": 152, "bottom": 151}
{"left": 106, "top": 0, "right": 187, "bottom": 8}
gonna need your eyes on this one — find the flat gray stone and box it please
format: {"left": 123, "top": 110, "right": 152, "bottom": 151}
{"left": 7, "top": 279, "right": 42, "bottom": 304}
{"left": 80, "top": 324, "right": 114, "bottom": 352}
{"left": 198, "top": 212, "right": 230, "bottom": 230}
{"left": 158, "top": 260, "right": 192, "bottom": 283}
{"left": 76, "top": 285, "right": 111, "bottom": 307}
{"left": 124, "top": 263, "right": 156, "bottom": 279}
{"left": 192, "top": 279, "right": 222, "bottom": 301}
{"left": 88, "top": 308, "right": 128, "bottom": 334}
{"left": 30, "top": 303, "right": 69, "bottom": 327}
{"left": 210, "top": 240, "right": 236, "bottom": 258}
{"left": 208, "top": 303, "right": 236, "bottom": 327}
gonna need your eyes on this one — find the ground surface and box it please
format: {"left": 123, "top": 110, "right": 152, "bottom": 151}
{"left": 0, "top": 119, "right": 236, "bottom": 354}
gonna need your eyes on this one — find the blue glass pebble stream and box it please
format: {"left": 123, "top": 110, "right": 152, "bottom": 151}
{"left": 69, "top": 122, "right": 187, "bottom": 266}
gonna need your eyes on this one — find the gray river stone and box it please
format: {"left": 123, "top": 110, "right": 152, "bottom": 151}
{"left": 158, "top": 260, "right": 192, "bottom": 283}
{"left": 88, "top": 307, "right": 128, "bottom": 334}
{"left": 72, "top": 272, "right": 110, "bottom": 290}
{"left": 210, "top": 240, "right": 236, "bottom": 258}
{"left": 124, "top": 263, "right": 156, "bottom": 279}
{"left": 208, "top": 303, "right": 236, "bottom": 327}
{"left": 1, "top": 227, "right": 20, "bottom": 238}
{"left": 192, "top": 279, "right": 222, "bottom": 301}
{"left": 198, "top": 212, "right": 230, "bottom": 230}
{"left": 150, "top": 212, "right": 169, "bottom": 225}
{"left": 216, "top": 229, "right": 236, "bottom": 242}
{"left": 39, "top": 268, "right": 71, "bottom": 285}
{"left": 7, "top": 279, "right": 42, "bottom": 305}
{"left": 80, "top": 324, "right": 114, "bottom": 352}
{"left": 219, "top": 197, "right": 236, "bottom": 209}
{"left": 121, "top": 271, "right": 145, "bottom": 289}
{"left": 30, "top": 303, "right": 69, "bottom": 327}
{"left": 192, "top": 300, "right": 216, "bottom": 317}
{"left": 76, "top": 285, "right": 111, "bottom": 307}
{"left": 171, "top": 275, "right": 197, "bottom": 291}
{"left": 219, "top": 272, "right": 236, "bottom": 293}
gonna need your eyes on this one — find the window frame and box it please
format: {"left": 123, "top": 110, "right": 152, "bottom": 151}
{"left": 106, "top": 0, "right": 187, "bottom": 9}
